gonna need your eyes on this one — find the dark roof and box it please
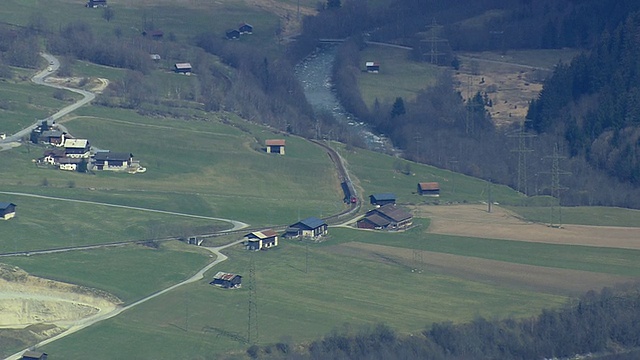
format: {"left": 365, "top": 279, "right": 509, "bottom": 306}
{"left": 370, "top": 193, "right": 396, "bottom": 201}
{"left": 40, "top": 130, "right": 64, "bottom": 138}
{"left": 419, "top": 182, "right": 440, "bottom": 190}
{"left": 375, "top": 204, "right": 412, "bottom": 222}
{"left": 361, "top": 213, "right": 390, "bottom": 227}
{"left": 0, "top": 202, "right": 16, "bottom": 210}
{"left": 292, "top": 217, "right": 326, "bottom": 230}
{"left": 94, "top": 152, "right": 133, "bottom": 161}
{"left": 43, "top": 149, "right": 65, "bottom": 157}
{"left": 21, "top": 350, "right": 47, "bottom": 360}
{"left": 58, "top": 157, "right": 84, "bottom": 164}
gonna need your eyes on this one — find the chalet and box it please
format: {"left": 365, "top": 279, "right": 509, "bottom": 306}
{"left": 210, "top": 272, "right": 242, "bottom": 289}
{"left": 244, "top": 229, "right": 278, "bottom": 250}
{"left": 239, "top": 23, "right": 254, "bottom": 34}
{"left": 58, "top": 157, "right": 84, "bottom": 171}
{"left": 142, "top": 29, "right": 164, "bottom": 39}
{"left": 37, "top": 130, "right": 65, "bottom": 146}
{"left": 365, "top": 61, "right": 380, "bottom": 73}
{"left": 357, "top": 204, "right": 413, "bottom": 230}
{"left": 285, "top": 217, "right": 328, "bottom": 238}
{"left": 93, "top": 151, "right": 133, "bottom": 171}
{"left": 0, "top": 202, "right": 17, "bottom": 220}
{"left": 265, "top": 139, "right": 285, "bottom": 155}
{"left": 86, "top": 0, "right": 107, "bottom": 7}
{"left": 369, "top": 193, "right": 396, "bottom": 206}
{"left": 418, "top": 182, "right": 440, "bottom": 196}
{"left": 174, "top": 63, "right": 192, "bottom": 74}
{"left": 226, "top": 29, "right": 240, "bottom": 40}
{"left": 21, "top": 351, "right": 47, "bottom": 360}
{"left": 63, "top": 138, "right": 90, "bottom": 158}
{"left": 41, "top": 148, "right": 66, "bottom": 165}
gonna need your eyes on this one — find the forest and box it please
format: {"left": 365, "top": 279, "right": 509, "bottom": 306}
{"left": 304, "top": 0, "right": 640, "bottom": 207}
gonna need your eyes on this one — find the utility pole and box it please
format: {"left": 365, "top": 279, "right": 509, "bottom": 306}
{"left": 421, "top": 18, "right": 447, "bottom": 65}
{"left": 509, "top": 120, "right": 536, "bottom": 197}
{"left": 544, "top": 143, "right": 571, "bottom": 227}
{"left": 448, "top": 159, "right": 458, "bottom": 195}
{"left": 487, "top": 179, "right": 493, "bottom": 213}
{"left": 247, "top": 253, "right": 258, "bottom": 345}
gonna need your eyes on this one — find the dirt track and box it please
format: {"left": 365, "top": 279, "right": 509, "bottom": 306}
{"left": 411, "top": 204, "right": 640, "bottom": 250}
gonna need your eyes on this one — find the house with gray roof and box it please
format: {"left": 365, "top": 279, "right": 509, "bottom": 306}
{"left": 357, "top": 204, "right": 412, "bottom": 230}
{"left": 0, "top": 202, "right": 16, "bottom": 220}
{"left": 285, "top": 217, "right": 328, "bottom": 238}
{"left": 369, "top": 193, "right": 396, "bottom": 206}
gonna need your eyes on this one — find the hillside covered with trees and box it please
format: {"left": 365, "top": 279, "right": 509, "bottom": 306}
{"left": 296, "top": 0, "right": 640, "bottom": 207}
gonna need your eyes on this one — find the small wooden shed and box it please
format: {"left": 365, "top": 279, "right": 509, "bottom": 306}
{"left": 210, "top": 272, "right": 242, "bottom": 289}
{"left": 418, "top": 182, "right": 440, "bottom": 196}
{"left": 265, "top": 139, "right": 285, "bottom": 155}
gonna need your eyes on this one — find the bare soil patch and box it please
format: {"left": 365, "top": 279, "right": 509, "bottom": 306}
{"left": 0, "top": 264, "right": 121, "bottom": 331}
{"left": 410, "top": 204, "right": 640, "bottom": 250}
{"left": 325, "top": 242, "right": 636, "bottom": 296}
{"left": 454, "top": 54, "right": 546, "bottom": 127}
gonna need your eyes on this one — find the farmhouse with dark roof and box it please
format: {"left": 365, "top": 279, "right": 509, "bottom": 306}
{"left": 174, "top": 62, "right": 192, "bottom": 74}
{"left": 285, "top": 217, "right": 328, "bottom": 238}
{"left": 357, "top": 204, "right": 413, "bottom": 230}
{"left": 93, "top": 151, "right": 133, "bottom": 171}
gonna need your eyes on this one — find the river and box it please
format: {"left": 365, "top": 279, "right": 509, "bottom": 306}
{"left": 294, "top": 44, "right": 392, "bottom": 152}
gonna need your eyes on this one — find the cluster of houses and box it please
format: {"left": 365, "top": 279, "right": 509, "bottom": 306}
{"left": 30, "top": 120, "right": 143, "bottom": 173}
{"left": 226, "top": 23, "right": 253, "bottom": 40}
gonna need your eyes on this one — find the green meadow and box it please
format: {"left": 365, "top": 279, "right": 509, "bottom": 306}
{"left": 37, "top": 240, "right": 567, "bottom": 359}
{"left": 356, "top": 45, "right": 442, "bottom": 107}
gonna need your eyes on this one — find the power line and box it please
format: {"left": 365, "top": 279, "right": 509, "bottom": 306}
{"left": 247, "top": 253, "right": 258, "bottom": 345}
{"left": 421, "top": 18, "right": 447, "bottom": 65}
{"left": 508, "top": 120, "right": 536, "bottom": 196}
{"left": 543, "top": 143, "right": 571, "bottom": 227}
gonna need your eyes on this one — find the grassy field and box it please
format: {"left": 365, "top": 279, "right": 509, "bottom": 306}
{"left": 356, "top": 45, "right": 442, "bottom": 108}
{"left": 336, "top": 144, "right": 523, "bottom": 206}
{"left": 37, "top": 239, "right": 567, "bottom": 359}
{"left": 1, "top": 241, "right": 212, "bottom": 303}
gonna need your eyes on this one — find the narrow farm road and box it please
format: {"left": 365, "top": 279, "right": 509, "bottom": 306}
{"left": 0, "top": 53, "right": 97, "bottom": 152}
{"left": 3, "top": 240, "right": 242, "bottom": 360}
{"left": 0, "top": 191, "right": 249, "bottom": 231}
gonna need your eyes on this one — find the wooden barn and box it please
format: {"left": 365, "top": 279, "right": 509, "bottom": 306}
{"left": 265, "top": 139, "right": 285, "bottom": 154}
{"left": 357, "top": 204, "right": 413, "bottom": 230}
{"left": 0, "top": 202, "right": 17, "bottom": 220}
{"left": 369, "top": 193, "right": 396, "bottom": 206}
{"left": 285, "top": 217, "right": 328, "bottom": 238}
{"left": 239, "top": 23, "right": 254, "bottom": 34}
{"left": 174, "top": 62, "right": 192, "bottom": 74}
{"left": 418, "top": 182, "right": 440, "bottom": 196}
{"left": 365, "top": 61, "right": 380, "bottom": 73}
{"left": 244, "top": 229, "right": 278, "bottom": 250}
{"left": 226, "top": 29, "right": 240, "bottom": 39}
{"left": 86, "top": 0, "right": 107, "bottom": 7}
{"left": 210, "top": 272, "right": 242, "bottom": 289}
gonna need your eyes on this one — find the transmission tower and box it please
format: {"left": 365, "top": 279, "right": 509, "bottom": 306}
{"left": 509, "top": 120, "right": 536, "bottom": 196}
{"left": 464, "top": 76, "right": 485, "bottom": 135}
{"left": 544, "top": 143, "right": 571, "bottom": 227}
{"left": 412, "top": 249, "right": 424, "bottom": 273}
{"left": 247, "top": 253, "right": 258, "bottom": 345}
{"left": 421, "top": 18, "right": 447, "bottom": 65}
